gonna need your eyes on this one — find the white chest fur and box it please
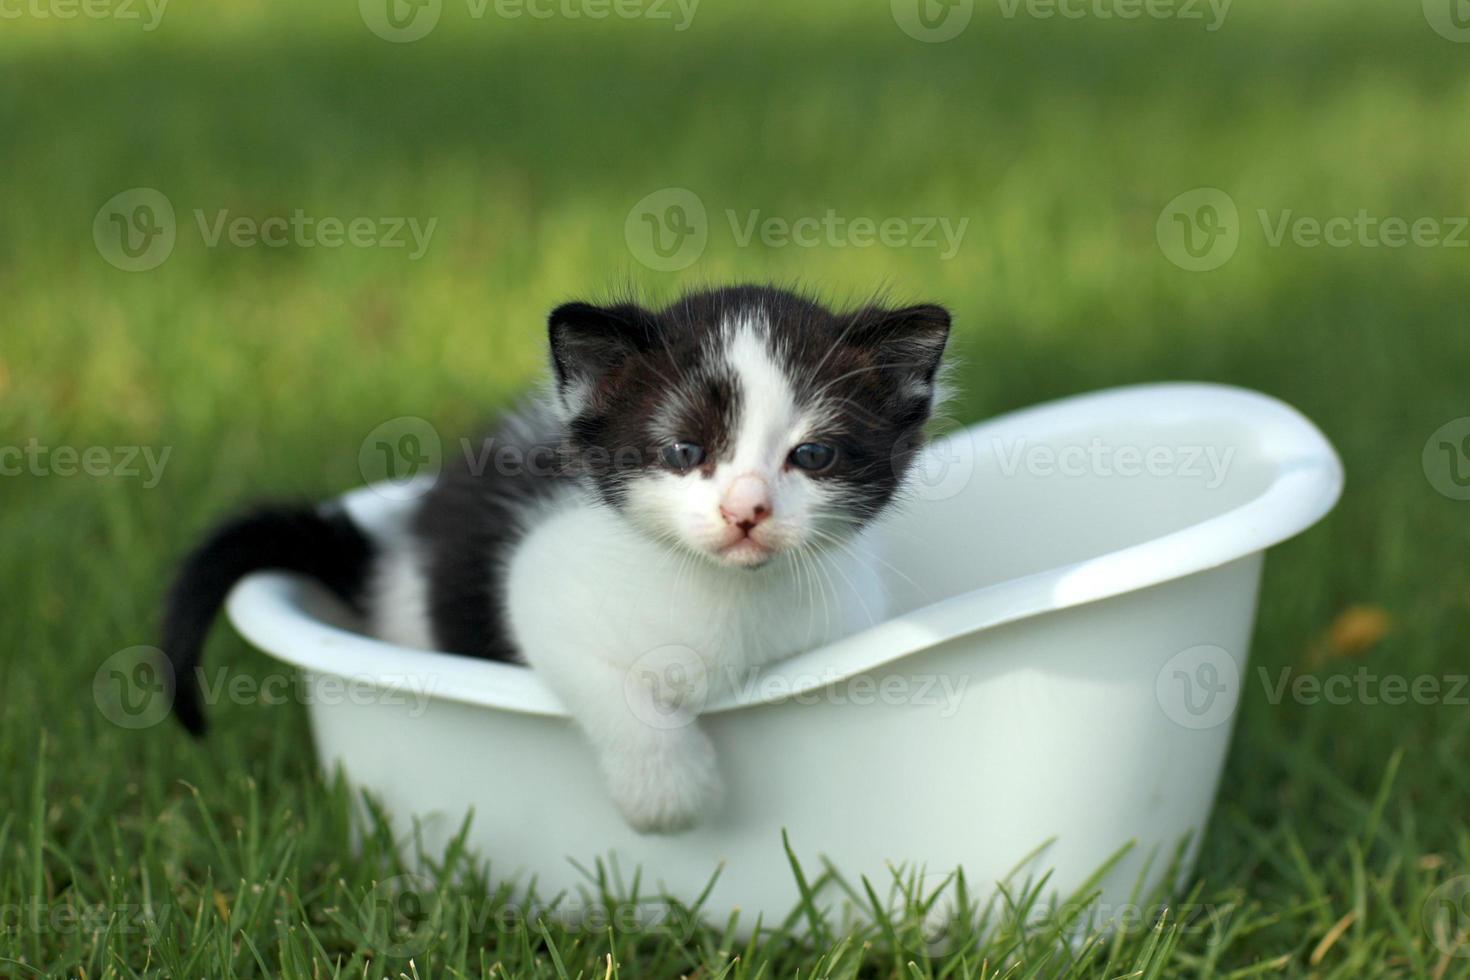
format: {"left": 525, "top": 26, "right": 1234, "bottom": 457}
{"left": 503, "top": 493, "right": 888, "bottom": 833}
{"left": 505, "top": 496, "right": 886, "bottom": 692}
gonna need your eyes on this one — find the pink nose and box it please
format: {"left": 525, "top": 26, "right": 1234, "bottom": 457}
{"left": 720, "top": 475, "right": 772, "bottom": 533}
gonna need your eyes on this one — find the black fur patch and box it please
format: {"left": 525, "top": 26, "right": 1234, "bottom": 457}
{"left": 161, "top": 504, "right": 375, "bottom": 734}
{"left": 412, "top": 400, "right": 570, "bottom": 659}
{"left": 772, "top": 300, "right": 952, "bottom": 519}
{"left": 551, "top": 285, "right": 951, "bottom": 518}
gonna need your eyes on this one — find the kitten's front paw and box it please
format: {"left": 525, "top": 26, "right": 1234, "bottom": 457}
{"left": 602, "top": 728, "right": 724, "bottom": 835}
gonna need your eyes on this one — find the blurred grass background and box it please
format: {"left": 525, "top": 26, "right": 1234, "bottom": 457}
{"left": 4, "top": 0, "right": 1470, "bottom": 975}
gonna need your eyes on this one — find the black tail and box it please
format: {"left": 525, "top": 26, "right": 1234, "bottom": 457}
{"left": 161, "top": 503, "right": 375, "bottom": 735}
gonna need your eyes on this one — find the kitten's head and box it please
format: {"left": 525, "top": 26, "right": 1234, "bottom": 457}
{"left": 548, "top": 286, "right": 951, "bottom": 569}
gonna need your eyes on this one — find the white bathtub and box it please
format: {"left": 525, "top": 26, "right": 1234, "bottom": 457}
{"left": 226, "top": 383, "right": 1342, "bottom": 929}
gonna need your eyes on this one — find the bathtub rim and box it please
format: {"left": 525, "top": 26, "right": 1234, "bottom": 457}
{"left": 224, "top": 381, "right": 1343, "bottom": 718}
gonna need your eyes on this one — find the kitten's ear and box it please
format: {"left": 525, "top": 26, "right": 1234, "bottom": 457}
{"left": 547, "top": 302, "right": 657, "bottom": 413}
{"left": 848, "top": 303, "right": 952, "bottom": 388}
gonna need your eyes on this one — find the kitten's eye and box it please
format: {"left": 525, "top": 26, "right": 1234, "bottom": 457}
{"left": 789, "top": 442, "right": 837, "bottom": 472}
{"left": 662, "top": 442, "right": 706, "bottom": 472}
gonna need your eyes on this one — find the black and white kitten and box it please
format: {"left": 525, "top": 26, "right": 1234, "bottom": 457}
{"left": 164, "top": 285, "right": 951, "bottom": 833}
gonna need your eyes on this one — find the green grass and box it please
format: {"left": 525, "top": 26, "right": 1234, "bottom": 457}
{"left": 5, "top": 0, "right": 1470, "bottom": 975}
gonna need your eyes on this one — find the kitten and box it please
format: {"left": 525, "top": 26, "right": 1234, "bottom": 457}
{"left": 163, "top": 285, "right": 951, "bottom": 833}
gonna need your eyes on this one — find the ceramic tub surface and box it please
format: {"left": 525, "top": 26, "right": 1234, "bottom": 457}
{"left": 225, "top": 383, "right": 1343, "bottom": 926}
